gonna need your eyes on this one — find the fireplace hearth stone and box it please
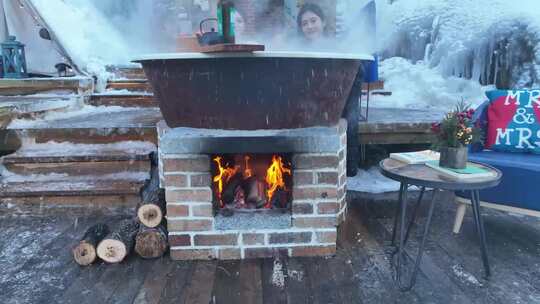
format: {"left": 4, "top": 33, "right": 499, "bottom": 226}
{"left": 158, "top": 119, "right": 347, "bottom": 260}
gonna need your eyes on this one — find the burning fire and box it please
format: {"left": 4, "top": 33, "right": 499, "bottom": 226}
{"left": 213, "top": 156, "right": 238, "bottom": 207}
{"left": 265, "top": 155, "right": 292, "bottom": 208}
{"left": 212, "top": 155, "right": 291, "bottom": 209}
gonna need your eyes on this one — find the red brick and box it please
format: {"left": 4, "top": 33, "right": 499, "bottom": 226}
{"left": 293, "top": 155, "right": 339, "bottom": 170}
{"left": 317, "top": 202, "right": 339, "bottom": 214}
{"left": 316, "top": 231, "right": 337, "bottom": 243}
{"left": 269, "top": 232, "right": 312, "bottom": 244}
{"left": 194, "top": 234, "right": 238, "bottom": 246}
{"left": 170, "top": 249, "right": 216, "bottom": 260}
{"left": 168, "top": 234, "right": 191, "bottom": 246}
{"left": 163, "top": 157, "right": 209, "bottom": 173}
{"left": 292, "top": 203, "right": 314, "bottom": 215}
{"left": 293, "top": 217, "right": 336, "bottom": 228}
{"left": 244, "top": 247, "right": 288, "bottom": 259}
{"left": 242, "top": 233, "right": 265, "bottom": 245}
{"left": 317, "top": 172, "right": 339, "bottom": 185}
{"left": 164, "top": 174, "right": 188, "bottom": 188}
{"left": 169, "top": 219, "right": 213, "bottom": 231}
{"left": 167, "top": 204, "right": 189, "bottom": 217}
{"left": 290, "top": 245, "right": 336, "bottom": 257}
{"left": 166, "top": 188, "right": 212, "bottom": 203}
{"left": 218, "top": 248, "right": 242, "bottom": 260}
{"left": 293, "top": 187, "right": 338, "bottom": 200}
{"left": 192, "top": 204, "right": 213, "bottom": 217}
{"left": 294, "top": 171, "right": 314, "bottom": 185}
{"left": 190, "top": 173, "right": 212, "bottom": 187}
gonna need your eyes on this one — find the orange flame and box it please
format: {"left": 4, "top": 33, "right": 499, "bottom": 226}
{"left": 244, "top": 155, "right": 253, "bottom": 178}
{"left": 265, "top": 155, "right": 292, "bottom": 208}
{"left": 213, "top": 156, "right": 238, "bottom": 207}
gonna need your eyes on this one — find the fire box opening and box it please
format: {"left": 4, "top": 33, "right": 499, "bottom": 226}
{"left": 211, "top": 154, "right": 293, "bottom": 213}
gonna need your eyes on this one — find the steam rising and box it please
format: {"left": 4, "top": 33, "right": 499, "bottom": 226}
{"left": 30, "top": 0, "right": 377, "bottom": 74}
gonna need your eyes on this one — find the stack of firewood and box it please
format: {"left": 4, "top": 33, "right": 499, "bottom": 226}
{"left": 72, "top": 165, "right": 168, "bottom": 265}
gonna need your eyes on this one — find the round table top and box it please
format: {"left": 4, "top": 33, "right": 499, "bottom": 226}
{"left": 379, "top": 158, "right": 502, "bottom": 191}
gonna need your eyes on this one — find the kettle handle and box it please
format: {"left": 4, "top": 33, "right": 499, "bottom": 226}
{"left": 200, "top": 18, "right": 219, "bottom": 33}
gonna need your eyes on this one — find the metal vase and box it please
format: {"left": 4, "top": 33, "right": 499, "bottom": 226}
{"left": 439, "top": 147, "right": 468, "bottom": 169}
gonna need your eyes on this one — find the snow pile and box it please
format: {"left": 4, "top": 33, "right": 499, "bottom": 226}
{"left": 371, "top": 57, "right": 493, "bottom": 110}
{"left": 347, "top": 167, "right": 401, "bottom": 193}
{"left": 377, "top": 0, "right": 540, "bottom": 88}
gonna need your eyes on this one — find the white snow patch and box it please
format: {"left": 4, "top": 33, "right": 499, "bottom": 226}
{"left": 347, "top": 167, "right": 401, "bottom": 193}
{"left": 8, "top": 105, "right": 138, "bottom": 129}
{"left": 92, "top": 90, "right": 153, "bottom": 96}
{"left": 14, "top": 140, "right": 156, "bottom": 156}
{"left": 371, "top": 57, "right": 494, "bottom": 111}
{"left": 271, "top": 258, "right": 285, "bottom": 288}
{"left": 452, "top": 264, "right": 483, "bottom": 287}
{"left": 0, "top": 170, "right": 149, "bottom": 184}
{"left": 287, "top": 269, "right": 304, "bottom": 282}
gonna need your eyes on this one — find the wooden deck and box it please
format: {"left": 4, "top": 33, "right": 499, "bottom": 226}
{"left": 0, "top": 191, "right": 539, "bottom": 304}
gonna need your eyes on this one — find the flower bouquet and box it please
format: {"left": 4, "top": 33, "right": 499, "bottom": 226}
{"left": 431, "top": 102, "right": 483, "bottom": 169}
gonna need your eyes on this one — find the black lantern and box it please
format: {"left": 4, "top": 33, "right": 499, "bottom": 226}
{"left": 1, "top": 36, "right": 28, "bottom": 78}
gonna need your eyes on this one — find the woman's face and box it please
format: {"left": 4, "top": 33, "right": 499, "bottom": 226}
{"left": 301, "top": 11, "right": 325, "bottom": 41}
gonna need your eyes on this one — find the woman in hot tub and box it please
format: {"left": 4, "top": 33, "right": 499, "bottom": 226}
{"left": 296, "top": 3, "right": 330, "bottom": 45}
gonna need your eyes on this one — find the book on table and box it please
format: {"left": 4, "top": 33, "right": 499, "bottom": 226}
{"left": 389, "top": 150, "right": 440, "bottom": 164}
{"left": 424, "top": 161, "right": 495, "bottom": 180}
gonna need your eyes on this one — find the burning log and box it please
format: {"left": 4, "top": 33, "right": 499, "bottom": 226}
{"left": 270, "top": 188, "right": 288, "bottom": 209}
{"left": 135, "top": 225, "right": 168, "bottom": 259}
{"left": 244, "top": 177, "right": 267, "bottom": 209}
{"left": 233, "top": 185, "right": 246, "bottom": 208}
{"left": 97, "top": 219, "right": 139, "bottom": 263}
{"left": 222, "top": 173, "right": 243, "bottom": 205}
{"left": 72, "top": 223, "right": 110, "bottom": 266}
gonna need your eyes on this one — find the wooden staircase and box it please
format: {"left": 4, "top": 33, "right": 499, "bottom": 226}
{"left": 0, "top": 142, "right": 156, "bottom": 212}
{"left": 0, "top": 70, "right": 161, "bottom": 213}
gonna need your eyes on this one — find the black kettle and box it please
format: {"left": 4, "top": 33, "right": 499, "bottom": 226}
{"left": 197, "top": 18, "right": 224, "bottom": 46}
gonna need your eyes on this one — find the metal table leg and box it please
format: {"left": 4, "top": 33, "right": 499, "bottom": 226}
{"left": 394, "top": 188, "right": 439, "bottom": 291}
{"left": 391, "top": 186, "right": 426, "bottom": 247}
{"left": 470, "top": 189, "right": 491, "bottom": 278}
{"left": 391, "top": 183, "right": 406, "bottom": 246}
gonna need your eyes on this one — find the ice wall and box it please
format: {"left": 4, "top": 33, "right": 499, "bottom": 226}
{"left": 377, "top": 0, "right": 540, "bottom": 89}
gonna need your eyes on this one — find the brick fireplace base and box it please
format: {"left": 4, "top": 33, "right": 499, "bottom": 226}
{"left": 157, "top": 119, "right": 347, "bottom": 260}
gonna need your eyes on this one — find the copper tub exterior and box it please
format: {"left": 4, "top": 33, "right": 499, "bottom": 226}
{"left": 135, "top": 53, "right": 369, "bottom": 130}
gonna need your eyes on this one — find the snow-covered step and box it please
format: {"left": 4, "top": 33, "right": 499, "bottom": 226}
{"left": 106, "top": 79, "right": 152, "bottom": 92}
{"left": 0, "top": 180, "right": 144, "bottom": 209}
{"left": 1, "top": 141, "right": 155, "bottom": 177}
{"left": 3, "top": 107, "right": 162, "bottom": 151}
{"left": 0, "top": 95, "right": 82, "bottom": 118}
{"left": 0, "top": 77, "right": 93, "bottom": 96}
{"left": 107, "top": 66, "right": 146, "bottom": 80}
{"left": 88, "top": 93, "right": 157, "bottom": 108}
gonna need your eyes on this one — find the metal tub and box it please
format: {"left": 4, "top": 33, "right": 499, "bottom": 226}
{"left": 134, "top": 51, "right": 372, "bottom": 130}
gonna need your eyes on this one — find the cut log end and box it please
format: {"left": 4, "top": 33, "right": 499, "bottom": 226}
{"left": 72, "top": 242, "right": 97, "bottom": 266}
{"left": 97, "top": 239, "right": 127, "bottom": 263}
{"left": 137, "top": 204, "right": 163, "bottom": 228}
{"left": 135, "top": 227, "right": 168, "bottom": 259}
